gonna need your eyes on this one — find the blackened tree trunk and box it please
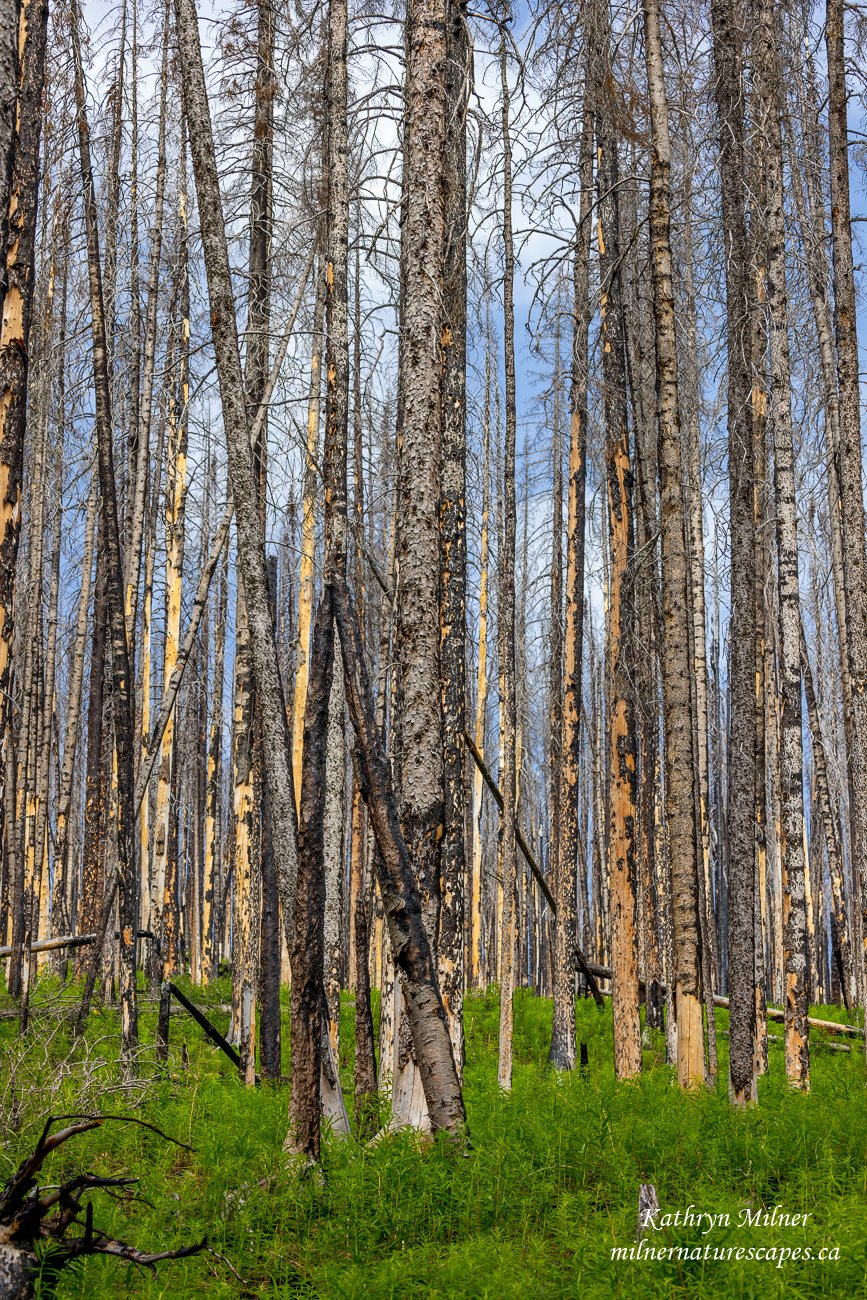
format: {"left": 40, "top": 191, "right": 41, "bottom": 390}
{"left": 0, "top": 0, "right": 49, "bottom": 905}
{"left": 438, "top": 0, "right": 469, "bottom": 1075}
{"left": 173, "top": 0, "right": 299, "bottom": 1025}
{"left": 496, "top": 4, "right": 518, "bottom": 1094}
{"left": 549, "top": 100, "right": 592, "bottom": 1072}
{"left": 71, "top": 0, "right": 138, "bottom": 1063}
{"left": 0, "top": 2, "right": 16, "bottom": 250}
{"left": 710, "top": 0, "right": 757, "bottom": 1105}
{"left": 391, "top": 0, "right": 448, "bottom": 1127}
{"left": 333, "top": 575, "right": 466, "bottom": 1134}
{"left": 288, "top": 591, "right": 333, "bottom": 1165}
{"left": 245, "top": 0, "right": 280, "bottom": 1086}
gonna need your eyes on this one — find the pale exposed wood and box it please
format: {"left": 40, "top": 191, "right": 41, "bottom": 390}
{"left": 644, "top": 0, "right": 705, "bottom": 1089}
{"left": 469, "top": 328, "right": 490, "bottom": 987}
{"left": 592, "top": 0, "right": 641, "bottom": 1081}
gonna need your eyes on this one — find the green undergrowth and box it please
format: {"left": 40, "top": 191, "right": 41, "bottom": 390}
{"left": 1, "top": 976, "right": 865, "bottom": 1298}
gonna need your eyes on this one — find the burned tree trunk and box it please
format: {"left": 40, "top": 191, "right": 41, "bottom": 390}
{"left": 710, "top": 0, "right": 757, "bottom": 1104}
{"left": 71, "top": 0, "right": 138, "bottom": 1063}
{"left": 496, "top": 5, "right": 518, "bottom": 1094}
{"left": 174, "top": 0, "right": 299, "bottom": 1008}
{"left": 549, "top": 101, "right": 592, "bottom": 1072}
{"left": 333, "top": 575, "right": 466, "bottom": 1134}
{"left": 754, "top": 0, "right": 810, "bottom": 1089}
{"left": 0, "top": 0, "right": 49, "bottom": 928}
{"left": 288, "top": 592, "right": 333, "bottom": 1165}
{"left": 592, "top": 3, "right": 641, "bottom": 1080}
{"left": 825, "top": 0, "right": 867, "bottom": 1051}
{"left": 643, "top": 0, "right": 705, "bottom": 1089}
{"left": 438, "top": 0, "right": 469, "bottom": 1075}
{"left": 390, "top": 0, "right": 449, "bottom": 1126}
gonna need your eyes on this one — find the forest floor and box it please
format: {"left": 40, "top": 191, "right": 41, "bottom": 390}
{"left": 1, "top": 976, "right": 865, "bottom": 1298}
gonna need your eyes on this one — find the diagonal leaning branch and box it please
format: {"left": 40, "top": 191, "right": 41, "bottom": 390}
{"left": 331, "top": 574, "right": 466, "bottom": 1136}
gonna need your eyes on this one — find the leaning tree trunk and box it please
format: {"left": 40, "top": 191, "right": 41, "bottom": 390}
{"left": 333, "top": 575, "right": 466, "bottom": 1134}
{"left": 350, "top": 240, "right": 378, "bottom": 1131}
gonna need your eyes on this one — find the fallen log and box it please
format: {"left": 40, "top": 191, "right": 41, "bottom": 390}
{"left": 585, "top": 962, "right": 864, "bottom": 1038}
{"left": 0, "top": 933, "right": 96, "bottom": 959}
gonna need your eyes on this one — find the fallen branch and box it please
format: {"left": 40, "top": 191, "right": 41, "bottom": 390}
{"left": 0, "top": 1114, "right": 204, "bottom": 1298}
{"left": 333, "top": 575, "right": 466, "bottom": 1135}
{"left": 0, "top": 934, "right": 96, "bottom": 959}
{"left": 167, "top": 983, "right": 258, "bottom": 1081}
{"left": 463, "top": 730, "right": 603, "bottom": 1008}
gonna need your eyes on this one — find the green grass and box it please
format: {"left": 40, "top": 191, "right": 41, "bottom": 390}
{"left": 2, "top": 978, "right": 866, "bottom": 1298}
